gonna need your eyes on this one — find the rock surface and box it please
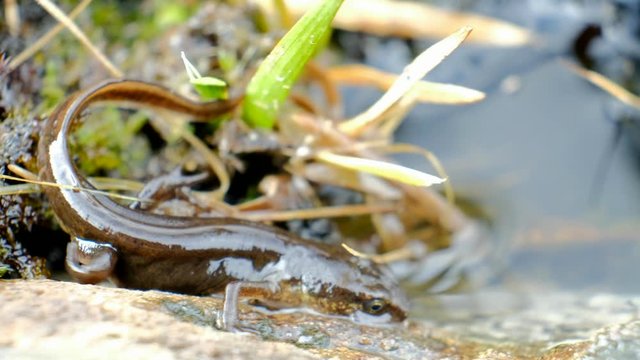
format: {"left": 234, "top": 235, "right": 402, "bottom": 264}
{"left": 0, "top": 280, "right": 319, "bottom": 360}
{"left": 2, "top": 280, "right": 640, "bottom": 359}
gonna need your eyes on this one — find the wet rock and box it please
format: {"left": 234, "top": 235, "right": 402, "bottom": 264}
{"left": 2, "top": 280, "right": 640, "bottom": 359}
{"left": 0, "top": 280, "right": 319, "bottom": 360}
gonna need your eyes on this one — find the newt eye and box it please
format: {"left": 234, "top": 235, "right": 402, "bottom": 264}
{"left": 363, "top": 298, "right": 388, "bottom": 315}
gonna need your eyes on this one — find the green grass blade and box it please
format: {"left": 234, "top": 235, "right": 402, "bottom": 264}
{"left": 242, "top": 0, "right": 344, "bottom": 129}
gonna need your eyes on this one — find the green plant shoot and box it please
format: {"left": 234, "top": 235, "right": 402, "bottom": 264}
{"left": 242, "top": 0, "right": 344, "bottom": 129}
{"left": 181, "top": 51, "right": 228, "bottom": 100}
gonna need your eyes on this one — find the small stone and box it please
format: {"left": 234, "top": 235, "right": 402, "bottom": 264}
{"left": 380, "top": 338, "right": 398, "bottom": 351}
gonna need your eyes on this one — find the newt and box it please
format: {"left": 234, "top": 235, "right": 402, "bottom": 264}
{"left": 37, "top": 79, "right": 408, "bottom": 329}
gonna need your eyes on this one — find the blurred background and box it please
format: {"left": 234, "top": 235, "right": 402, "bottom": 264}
{"left": 338, "top": 0, "right": 640, "bottom": 294}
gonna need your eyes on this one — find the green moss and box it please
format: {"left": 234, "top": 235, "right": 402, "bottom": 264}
{"left": 162, "top": 300, "right": 216, "bottom": 327}
{"left": 41, "top": 60, "right": 66, "bottom": 111}
{"left": 0, "top": 246, "right": 7, "bottom": 278}
{"left": 294, "top": 326, "right": 331, "bottom": 349}
{"left": 70, "top": 107, "right": 151, "bottom": 177}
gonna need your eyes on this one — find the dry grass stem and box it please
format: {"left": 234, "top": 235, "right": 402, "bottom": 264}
{"left": 328, "top": 64, "right": 485, "bottom": 104}
{"left": 7, "top": 164, "right": 38, "bottom": 181}
{"left": 89, "top": 177, "right": 144, "bottom": 193}
{"left": 316, "top": 151, "right": 446, "bottom": 187}
{"left": 177, "top": 128, "right": 230, "bottom": 200}
{"left": 305, "top": 62, "right": 343, "bottom": 118}
{"left": 339, "top": 27, "right": 472, "bottom": 137}
{"left": 256, "top": 0, "right": 531, "bottom": 46}
{"left": 295, "top": 163, "right": 403, "bottom": 200}
{"left": 150, "top": 108, "right": 231, "bottom": 200}
{"left": 5, "top": 0, "right": 20, "bottom": 37}
{"left": 357, "top": 142, "right": 456, "bottom": 204}
{"left": 7, "top": 164, "right": 142, "bottom": 194}
{"left": 0, "top": 174, "right": 144, "bottom": 203}
{"left": 375, "top": 88, "right": 422, "bottom": 138}
{"left": 234, "top": 196, "right": 272, "bottom": 211}
{"left": 241, "top": 203, "right": 394, "bottom": 222}
{"left": 8, "top": 0, "right": 92, "bottom": 71}
{"left": 0, "top": 184, "right": 39, "bottom": 195}
{"left": 291, "top": 111, "right": 464, "bottom": 233}
{"left": 35, "top": 0, "right": 122, "bottom": 78}
{"left": 565, "top": 61, "right": 640, "bottom": 109}
{"left": 341, "top": 243, "right": 416, "bottom": 263}
{"left": 273, "top": 0, "right": 294, "bottom": 28}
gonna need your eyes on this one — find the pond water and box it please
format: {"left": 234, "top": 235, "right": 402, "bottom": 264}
{"left": 341, "top": 0, "right": 640, "bottom": 297}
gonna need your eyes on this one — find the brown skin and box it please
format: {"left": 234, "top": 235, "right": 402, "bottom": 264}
{"left": 37, "top": 79, "right": 409, "bottom": 327}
